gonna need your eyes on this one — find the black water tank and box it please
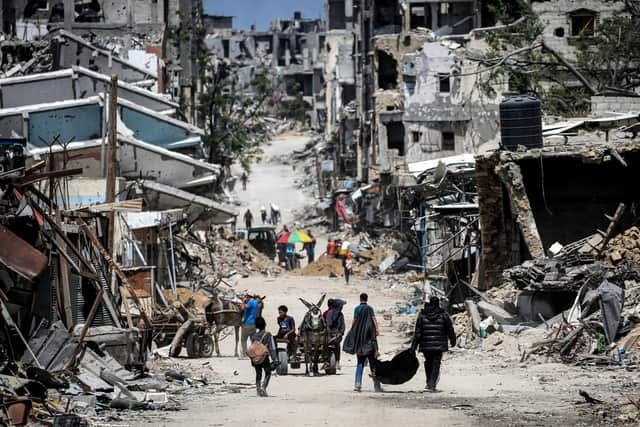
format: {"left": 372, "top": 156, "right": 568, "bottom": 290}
{"left": 500, "top": 95, "right": 543, "bottom": 150}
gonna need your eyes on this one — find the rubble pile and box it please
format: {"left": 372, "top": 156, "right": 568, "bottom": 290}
{"left": 503, "top": 259, "right": 611, "bottom": 291}
{"left": 176, "top": 231, "right": 282, "bottom": 279}
{"left": 603, "top": 227, "right": 640, "bottom": 265}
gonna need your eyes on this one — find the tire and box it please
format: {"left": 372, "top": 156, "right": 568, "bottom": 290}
{"left": 186, "top": 333, "right": 200, "bottom": 358}
{"left": 199, "top": 335, "right": 214, "bottom": 357}
{"left": 277, "top": 349, "right": 288, "bottom": 375}
{"left": 325, "top": 353, "right": 337, "bottom": 375}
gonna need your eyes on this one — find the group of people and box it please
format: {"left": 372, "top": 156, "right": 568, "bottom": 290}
{"left": 276, "top": 225, "right": 316, "bottom": 270}
{"left": 243, "top": 204, "right": 282, "bottom": 230}
{"left": 241, "top": 291, "right": 456, "bottom": 397}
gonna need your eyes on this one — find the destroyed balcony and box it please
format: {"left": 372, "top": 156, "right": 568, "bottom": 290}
{"left": 0, "top": 66, "right": 177, "bottom": 114}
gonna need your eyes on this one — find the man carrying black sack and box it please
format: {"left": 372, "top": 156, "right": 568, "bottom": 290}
{"left": 411, "top": 296, "right": 456, "bottom": 392}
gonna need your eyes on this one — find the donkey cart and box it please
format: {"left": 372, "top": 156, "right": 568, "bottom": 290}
{"left": 154, "top": 320, "right": 214, "bottom": 358}
{"left": 275, "top": 294, "right": 338, "bottom": 376}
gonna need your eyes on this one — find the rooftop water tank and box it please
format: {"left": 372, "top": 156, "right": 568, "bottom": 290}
{"left": 500, "top": 95, "right": 543, "bottom": 150}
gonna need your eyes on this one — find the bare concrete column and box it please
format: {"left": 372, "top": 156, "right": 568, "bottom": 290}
{"left": 430, "top": 3, "right": 438, "bottom": 32}
{"left": 64, "top": 0, "right": 74, "bottom": 31}
{"left": 495, "top": 161, "right": 545, "bottom": 259}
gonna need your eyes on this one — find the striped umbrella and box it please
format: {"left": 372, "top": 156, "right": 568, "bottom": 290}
{"left": 277, "top": 230, "right": 313, "bottom": 244}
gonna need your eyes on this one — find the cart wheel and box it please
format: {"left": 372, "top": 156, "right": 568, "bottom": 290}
{"left": 169, "top": 344, "right": 182, "bottom": 357}
{"left": 186, "top": 333, "right": 200, "bottom": 358}
{"left": 277, "top": 349, "right": 288, "bottom": 375}
{"left": 199, "top": 335, "right": 214, "bottom": 357}
{"left": 325, "top": 353, "right": 337, "bottom": 375}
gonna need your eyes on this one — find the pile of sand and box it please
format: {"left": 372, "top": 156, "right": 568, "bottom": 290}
{"left": 300, "top": 255, "right": 344, "bottom": 276}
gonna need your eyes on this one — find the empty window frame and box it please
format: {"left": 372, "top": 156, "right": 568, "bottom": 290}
{"left": 570, "top": 9, "right": 597, "bottom": 36}
{"left": 386, "top": 121, "right": 405, "bottom": 155}
{"left": 439, "top": 73, "right": 450, "bottom": 93}
{"left": 441, "top": 131, "right": 455, "bottom": 151}
{"left": 412, "top": 131, "right": 421, "bottom": 143}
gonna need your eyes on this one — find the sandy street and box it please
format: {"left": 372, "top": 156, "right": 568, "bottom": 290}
{"left": 127, "top": 134, "right": 637, "bottom": 427}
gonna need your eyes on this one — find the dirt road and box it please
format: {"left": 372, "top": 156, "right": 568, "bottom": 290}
{"left": 128, "top": 133, "right": 635, "bottom": 426}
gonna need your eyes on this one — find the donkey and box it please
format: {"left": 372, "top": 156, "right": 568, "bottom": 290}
{"left": 205, "top": 294, "right": 265, "bottom": 357}
{"left": 299, "top": 294, "right": 327, "bottom": 376}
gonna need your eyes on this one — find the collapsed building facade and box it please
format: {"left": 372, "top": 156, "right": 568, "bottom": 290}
{"left": 204, "top": 12, "right": 327, "bottom": 130}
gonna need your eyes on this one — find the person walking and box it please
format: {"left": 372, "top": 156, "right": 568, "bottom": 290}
{"left": 248, "top": 317, "right": 278, "bottom": 397}
{"left": 244, "top": 209, "right": 253, "bottom": 229}
{"left": 411, "top": 296, "right": 456, "bottom": 392}
{"left": 241, "top": 293, "right": 260, "bottom": 357}
{"left": 326, "top": 298, "right": 346, "bottom": 371}
{"left": 260, "top": 206, "right": 267, "bottom": 223}
{"left": 241, "top": 171, "right": 248, "bottom": 191}
{"left": 343, "top": 293, "right": 382, "bottom": 392}
{"left": 303, "top": 231, "right": 316, "bottom": 264}
{"left": 270, "top": 204, "right": 280, "bottom": 224}
{"left": 342, "top": 253, "right": 353, "bottom": 285}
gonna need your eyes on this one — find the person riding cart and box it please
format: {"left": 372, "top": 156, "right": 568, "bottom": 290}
{"left": 276, "top": 305, "right": 297, "bottom": 356}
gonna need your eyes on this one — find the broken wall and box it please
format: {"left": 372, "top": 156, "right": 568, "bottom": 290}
{"left": 532, "top": 0, "right": 627, "bottom": 60}
{"left": 477, "top": 143, "right": 640, "bottom": 289}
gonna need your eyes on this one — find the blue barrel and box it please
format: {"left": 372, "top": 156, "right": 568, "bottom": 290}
{"left": 500, "top": 95, "right": 543, "bottom": 150}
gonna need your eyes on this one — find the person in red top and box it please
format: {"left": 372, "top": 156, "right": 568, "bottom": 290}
{"left": 323, "top": 299, "right": 334, "bottom": 319}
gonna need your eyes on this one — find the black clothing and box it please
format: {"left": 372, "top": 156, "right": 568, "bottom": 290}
{"left": 373, "top": 349, "right": 419, "bottom": 385}
{"left": 251, "top": 330, "right": 277, "bottom": 395}
{"left": 413, "top": 303, "right": 456, "bottom": 353}
{"left": 343, "top": 304, "right": 377, "bottom": 356}
{"left": 326, "top": 300, "right": 346, "bottom": 335}
{"left": 423, "top": 351, "right": 443, "bottom": 389}
{"left": 254, "top": 359, "right": 271, "bottom": 391}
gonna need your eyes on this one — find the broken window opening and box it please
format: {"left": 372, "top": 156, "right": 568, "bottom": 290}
{"left": 412, "top": 131, "right": 421, "bottom": 143}
{"left": 385, "top": 121, "right": 405, "bottom": 156}
{"left": 405, "top": 76, "right": 416, "bottom": 96}
{"left": 374, "top": 0, "right": 402, "bottom": 32}
{"left": 410, "top": 3, "right": 432, "bottom": 30}
{"left": 222, "top": 39, "right": 230, "bottom": 59}
{"left": 439, "top": 73, "right": 450, "bottom": 93}
{"left": 377, "top": 50, "right": 398, "bottom": 90}
{"left": 570, "top": 9, "right": 597, "bottom": 37}
{"left": 341, "top": 84, "right": 356, "bottom": 105}
{"left": 442, "top": 131, "right": 455, "bottom": 151}
{"left": 328, "top": 0, "right": 346, "bottom": 30}
{"left": 437, "top": 1, "right": 475, "bottom": 35}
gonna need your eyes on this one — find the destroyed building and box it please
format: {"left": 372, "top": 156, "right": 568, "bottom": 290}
{"left": 204, "top": 12, "right": 327, "bottom": 130}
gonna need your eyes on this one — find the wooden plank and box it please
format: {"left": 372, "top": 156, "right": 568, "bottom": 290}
{"left": 75, "top": 217, "right": 151, "bottom": 328}
{"left": 55, "top": 208, "right": 74, "bottom": 329}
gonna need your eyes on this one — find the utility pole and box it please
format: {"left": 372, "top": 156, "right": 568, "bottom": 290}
{"left": 106, "top": 75, "right": 118, "bottom": 256}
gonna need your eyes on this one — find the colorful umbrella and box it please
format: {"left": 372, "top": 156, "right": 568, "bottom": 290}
{"left": 277, "top": 230, "right": 313, "bottom": 244}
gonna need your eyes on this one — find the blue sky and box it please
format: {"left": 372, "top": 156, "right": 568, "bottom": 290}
{"left": 204, "top": 0, "right": 324, "bottom": 30}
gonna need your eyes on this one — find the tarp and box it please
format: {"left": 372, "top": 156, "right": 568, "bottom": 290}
{"left": 372, "top": 349, "right": 419, "bottom": 385}
{"left": 598, "top": 280, "right": 625, "bottom": 344}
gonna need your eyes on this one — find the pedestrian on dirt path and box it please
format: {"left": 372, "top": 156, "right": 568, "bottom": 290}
{"left": 270, "top": 203, "right": 280, "bottom": 224}
{"left": 244, "top": 209, "right": 253, "bottom": 229}
{"left": 303, "top": 231, "right": 316, "bottom": 264}
{"left": 241, "top": 292, "right": 260, "bottom": 357}
{"left": 326, "top": 298, "right": 346, "bottom": 371}
{"left": 342, "top": 253, "right": 353, "bottom": 285}
{"left": 248, "top": 316, "right": 278, "bottom": 397}
{"left": 343, "top": 293, "right": 382, "bottom": 392}
{"left": 241, "top": 171, "right": 248, "bottom": 191}
{"left": 411, "top": 296, "right": 456, "bottom": 392}
{"left": 260, "top": 206, "right": 267, "bottom": 223}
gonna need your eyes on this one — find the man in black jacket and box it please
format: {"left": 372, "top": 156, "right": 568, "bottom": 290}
{"left": 412, "top": 296, "right": 456, "bottom": 392}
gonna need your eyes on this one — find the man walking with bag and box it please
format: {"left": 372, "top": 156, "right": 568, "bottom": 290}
{"left": 411, "top": 296, "right": 456, "bottom": 392}
{"left": 247, "top": 317, "right": 278, "bottom": 397}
